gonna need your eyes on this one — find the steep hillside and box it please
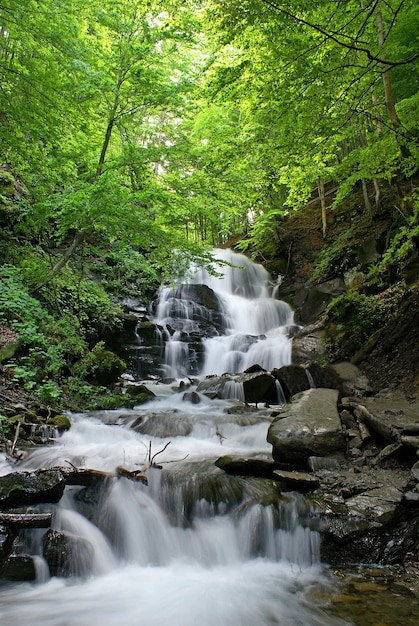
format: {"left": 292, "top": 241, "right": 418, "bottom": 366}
{"left": 261, "top": 182, "right": 419, "bottom": 393}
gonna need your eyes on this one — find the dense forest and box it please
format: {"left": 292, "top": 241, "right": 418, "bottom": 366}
{"left": 0, "top": 0, "right": 418, "bottom": 409}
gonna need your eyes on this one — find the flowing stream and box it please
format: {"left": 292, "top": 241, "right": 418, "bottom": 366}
{"left": 0, "top": 251, "right": 350, "bottom": 626}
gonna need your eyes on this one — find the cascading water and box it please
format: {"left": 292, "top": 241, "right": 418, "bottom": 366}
{"left": 0, "top": 251, "right": 349, "bottom": 626}
{"left": 152, "top": 249, "right": 294, "bottom": 379}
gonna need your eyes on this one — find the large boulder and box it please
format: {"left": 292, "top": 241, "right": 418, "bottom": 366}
{"left": 267, "top": 388, "right": 345, "bottom": 465}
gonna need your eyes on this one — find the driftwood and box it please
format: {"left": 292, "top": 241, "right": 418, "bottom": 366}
{"left": 116, "top": 466, "right": 148, "bottom": 485}
{"left": 0, "top": 512, "right": 52, "bottom": 528}
{"left": 358, "top": 421, "right": 372, "bottom": 443}
{"left": 61, "top": 463, "right": 149, "bottom": 486}
{"left": 371, "top": 442, "right": 402, "bottom": 467}
{"left": 347, "top": 402, "right": 395, "bottom": 441}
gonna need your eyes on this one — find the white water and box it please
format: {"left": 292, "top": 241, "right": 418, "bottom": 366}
{"left": 0, "top": 252, "right": 349, "bottom": 626}
{"left": 0, "top": 393, "right": 347, "bottom": 626}
{"left": 154, "top": 249, "right": 294, "bottom": 378}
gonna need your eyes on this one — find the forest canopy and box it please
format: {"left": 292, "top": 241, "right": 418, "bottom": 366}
{"left": 0, "top": 0, "right": 418, "bottom": 405}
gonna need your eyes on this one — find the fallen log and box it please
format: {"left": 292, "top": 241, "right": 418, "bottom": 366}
{"left": 0, "top": 512, "right": 52, "bottom": 528}
{"left": 62, "top": 467, "right": 113, "bottom": 486}
{"left": 348, "top": 402, "right": 395, "bottom": 441}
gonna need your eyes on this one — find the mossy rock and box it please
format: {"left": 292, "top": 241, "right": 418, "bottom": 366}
{"left": 78, "top": 342, "right": 127, "bottom": 386}
{"left": 0, "top": 342, "right": 19, "bottom": 363}
{"left": 47, "top": 414, "right": 71, "bottom": 432}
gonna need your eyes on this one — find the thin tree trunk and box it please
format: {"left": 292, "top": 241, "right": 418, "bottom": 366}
{"left": 376, "top": 10, "right": 410, "bottom": 159}
{"left": 373, "top": 178, "right": 380, "bottom": 206}
{"left": 35, "top": 230, "right": 87, "bottom": 290}
{"left": 318, "top": 179, "right": 327, "bottom": 238}
{"left": 361, "top": 178, "right": 372, "bottom": 215}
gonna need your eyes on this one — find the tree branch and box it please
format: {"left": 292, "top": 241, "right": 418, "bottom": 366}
{"left": 259, "top": 0, "right": 419, "bottom": 67}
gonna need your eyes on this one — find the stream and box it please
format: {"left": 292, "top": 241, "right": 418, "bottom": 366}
{"left": 0, "top": 250, "right": 415, "bottom": 625}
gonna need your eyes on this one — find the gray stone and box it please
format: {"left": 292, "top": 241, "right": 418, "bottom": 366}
{"left": 345, "top": 486, "right": 403, "bottom": 526}
{"left": 272, "top": 469, "right": 319, "bottom": 492}
{"left": 267, "top": 388, "right": 345, "bottom": 465}
{"left": 326, "top": 361, "right": 372, "bottom": 396}
{"left": 412, "top": 461, "right": 419, "bottom": 481}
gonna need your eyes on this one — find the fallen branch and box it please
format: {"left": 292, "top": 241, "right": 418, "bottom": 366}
{"left": 150, "top": 440, "right": 171, "bottom": 465}
{"left": 0, "top": 512, "right": 52, "bottom": 528}
{"left": 10, "top": 421, "right": 21, "bottom": 456}
{"left": 116, "top": 466, "right": 148, "bottom": 485}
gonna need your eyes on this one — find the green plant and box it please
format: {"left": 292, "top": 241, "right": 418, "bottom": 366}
{"left": 368, "top": 196, "right": 419, "bottom": 286}
{"left": 93, "top": 243, "right": 159, "bottom": 298}
{"left": 325, "top": 290, "right": 387, "bottom": 357}
{"left": 35, "top": 381, "right": 62, "bottom": 405}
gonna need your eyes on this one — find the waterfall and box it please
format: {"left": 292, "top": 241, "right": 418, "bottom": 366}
{"left": 152, "top": 250, "right": 294, "bottom": 379}
{"left": 0, "top": 250, "right": 349, "bottom": 626}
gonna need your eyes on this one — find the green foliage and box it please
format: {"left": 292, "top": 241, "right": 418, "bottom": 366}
{"left": 93, "top": 243, "right": 159, "bottom": 298}
{"left": 325, "top": 286, "right": 404, "bottom": 357}
{"left": 35, "top": 381, "right": 62, "bottom": 406}
{"left": 64, "top": 380, "right": 134, "bottom": 410}
{"left": 368, "top": 196, "right": 419, "bottom": 286}
{"left": 311, "top": 226, "right": 358, "bottom": 283}
{"left": 74, "top": 341, "right": 126, "bottom": 385}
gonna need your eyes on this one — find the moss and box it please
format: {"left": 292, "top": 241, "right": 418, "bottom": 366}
{"left": 76, "top": 341, "right": 126, "bottom": 386}
{"left": 47, "top": 414, "right": 71, "bottom": 431}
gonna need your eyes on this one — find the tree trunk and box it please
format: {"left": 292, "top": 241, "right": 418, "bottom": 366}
{"left": 376, "top": 10, "right": 410, "bottom": 159}
{"left": 318, "top": 179, "right": 327, "bottom": 238}
{"left": 35, "top": 230, "right": 87, "bottom": 290}
{"left": 361, "top": 178, "right": 372, "bottom": 215}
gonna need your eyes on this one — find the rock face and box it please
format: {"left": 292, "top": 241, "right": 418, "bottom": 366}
{"left": 267, "top": 388, "right": 345, "bottom": 465}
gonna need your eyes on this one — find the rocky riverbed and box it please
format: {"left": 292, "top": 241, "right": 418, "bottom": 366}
{"left": 1, "top": 356, "right": 418, "bottom": 597}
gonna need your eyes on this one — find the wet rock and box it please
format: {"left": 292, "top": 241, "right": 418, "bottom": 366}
{"left": 182, "top": 391, "right": 201, "bottom": 404}
{"left": 241, "top": 371, "right": 278, "bottom": 405}
{"left": 43, "top": 529, "right": 95, "bottom": 577}
{"left": 0, "top": 469, "right": 65, "bottom": 509}
{"left": 126, "top": 383, "right": 156, "bottom": 399}
{"left": 272, "top": 469, "right": 319, "bottom": 493}
{"left": 0, "top": 555, "right": 37, "bottom": 581}
{"left": 215, "top": 456, "right": 279, "bottom": 479}
{"left": 403, "top": 491, "right": 419, "bottom": 506}
{"left": 131, "top": 412, "right": 192, "bottom": 437}
{"left": 196, "top": 375, "right": 226, "bottom": 399}
{"left": 267, "top": 388, "right": 345, "bottom": 465}
{"left": 271, "top": 365, "right": 312, "bottom": 401}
